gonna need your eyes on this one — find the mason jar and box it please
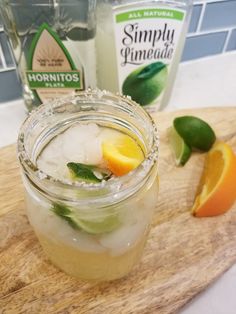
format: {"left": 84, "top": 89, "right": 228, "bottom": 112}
{"left": 17, "top": 89, "right": 159, "bottom": 281}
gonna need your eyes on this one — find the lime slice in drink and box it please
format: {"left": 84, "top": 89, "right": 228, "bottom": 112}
{"left": 74, "top": 214, "right": 120, "bottom": 235}
{"left": 168, "top": 126, "right": 192, "bottom": 166}
{"left": 51, "top": 203, "right": 120, "bottom": 234}
{"left": 173, "top": 116, "right": 216, "bottom": 152}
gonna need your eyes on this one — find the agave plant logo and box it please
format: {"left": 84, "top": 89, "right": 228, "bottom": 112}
{"left": 28, "top": 23, "right": 76, "bottom": 70}
{"left": 26, "top": 23, "right": 82, "bottom": 102}
{"left": 34, "top": 45, "right": 66, "bottom": 70}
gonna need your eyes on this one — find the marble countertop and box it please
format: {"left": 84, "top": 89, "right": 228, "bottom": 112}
{"left": 0, "top": 52, "right": 236, "bottom": 313}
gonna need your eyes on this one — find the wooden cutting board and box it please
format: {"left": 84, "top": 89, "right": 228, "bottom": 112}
{"left": 0, "top": 107, "right": 236, "bottom": 314}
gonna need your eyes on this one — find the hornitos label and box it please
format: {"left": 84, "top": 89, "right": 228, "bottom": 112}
{"left": 113, "top": 6, "right": 185, "bottom": 108}
{"left": 26, "top": 23, "right": 83, "bottom": 103}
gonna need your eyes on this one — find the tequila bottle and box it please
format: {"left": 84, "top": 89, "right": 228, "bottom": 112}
{"left": 0, "top": 0, "right": 97, "bottom": 110}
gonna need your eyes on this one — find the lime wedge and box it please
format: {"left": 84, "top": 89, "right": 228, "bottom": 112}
{"left": 51, "top": 203, "right": 120, "bottom": 234}
{"left": 74, "top": 214, "right": 120, "bottom": 235}
{"left": 168, "top": 127, "right": 192, "bottom": 166}
{"left": 173, "top": 116, "right": 216, "bottom": 152}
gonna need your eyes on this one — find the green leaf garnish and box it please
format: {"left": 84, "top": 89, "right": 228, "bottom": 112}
{"left": 137, "top": 62, "right": 166, "bottom": 80}
{"left": 67, "top": 162, "right": 102, "bottom": 183}
{"left": 51, "top": 202, "right": 120, "bottom": 234}
{"left": 51, "top": 203, "right": 80, "bottom": 229}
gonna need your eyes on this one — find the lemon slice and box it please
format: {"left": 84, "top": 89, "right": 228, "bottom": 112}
{"left": 102, "top": 134, "right": 144, "bottom": 176}
{"left": 168, "top": 127, "right": 191, "bottom": 166}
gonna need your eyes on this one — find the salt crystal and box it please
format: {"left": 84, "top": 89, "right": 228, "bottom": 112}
{"left": 37, "top": 170, "right": 47, "bottom": 180}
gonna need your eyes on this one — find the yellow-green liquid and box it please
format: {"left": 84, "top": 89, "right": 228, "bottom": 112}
{"left": 25, "top": 122, "right": 158, "bottom": 281}
{"left": 37, "top": 231, "right": 148, "bottom": 281}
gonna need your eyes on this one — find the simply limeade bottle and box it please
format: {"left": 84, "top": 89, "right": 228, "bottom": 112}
{"left": 96, "top": 0, "right": 192, "bottom": 111}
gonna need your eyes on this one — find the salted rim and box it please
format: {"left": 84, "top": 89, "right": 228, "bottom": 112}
{"left": 17, "top": 89, "right": 159, "bottom": 198}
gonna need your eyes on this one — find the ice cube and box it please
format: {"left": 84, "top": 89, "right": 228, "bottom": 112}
{"left": 84, "top": 137, "right": 103, "bottom": 165}
{"left": 62, "top": 139, "right": 86, "bottom": 163}
{"left": 37, "top": 123, "right": 105, "bottom": 181}
{"left": 61, "top": 123, "right": 101, "bottom": 163}
{"left": 86, "top": 123, "right": 100, "bottom": 136}
{"left": 99, "top": 220, "right": 147, "bottom": 256}
{"left": 30, "top": 202, "right": 106, "bottom": 253}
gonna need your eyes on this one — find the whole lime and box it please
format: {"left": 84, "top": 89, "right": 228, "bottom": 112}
{"left": 174, "top": 116, "right": 216, "bottom": 152}
{"left": 122, "top": 62, "right": 168, "bottom": 106}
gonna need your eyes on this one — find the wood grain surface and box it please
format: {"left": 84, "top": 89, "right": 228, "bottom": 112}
{"left": 0, "top": 107, "right": 236, "bottom": 314}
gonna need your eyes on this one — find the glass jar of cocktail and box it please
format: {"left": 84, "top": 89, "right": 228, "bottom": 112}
{"left": 17, "top": 90, "right": 159, "bottom": 281}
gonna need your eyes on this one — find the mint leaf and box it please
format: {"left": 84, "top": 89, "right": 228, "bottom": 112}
{"left": 67, "top": 162, "right": 102, "bottom": 183}
{"left": 51, "top": 203, "right": 80, "bottom": 229}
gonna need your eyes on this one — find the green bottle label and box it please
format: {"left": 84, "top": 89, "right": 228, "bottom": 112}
{"left": 113, "top": 7, "right": 185, "bottom": 109}
{"left": 26, "top": 23, "right": 83, "bottom": 103}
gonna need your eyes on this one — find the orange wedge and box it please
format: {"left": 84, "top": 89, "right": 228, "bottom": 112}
{"left": 192, "top": 141, "right": 236, "bottom": 217}
{"left": 102, "top": 134, "right": 144, "bottom": 176}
